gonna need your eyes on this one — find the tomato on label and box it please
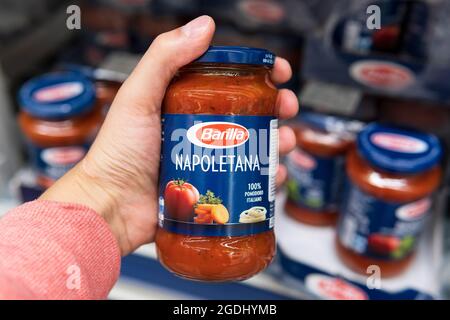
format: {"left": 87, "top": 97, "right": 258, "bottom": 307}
{"left": 164, "top": 180, "right": 200, "bottom": 221}
{"left": 368, "top": 234, "right": 401, "bottom": 255}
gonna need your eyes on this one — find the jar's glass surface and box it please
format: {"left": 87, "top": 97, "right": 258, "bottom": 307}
{"left": 156, "top": 63, "right": 277, "bottom": 281}
{"left": 285, "top": 125, "right": 353, "bottom": 226}
{"left": 18, "top": 106, "right": 103, "bottom": 188}
{"left": 18, "top": 107, "right": 103, "bottom": 147}
{"left": 336, "top": 149, "right": 442, "bottom": 277}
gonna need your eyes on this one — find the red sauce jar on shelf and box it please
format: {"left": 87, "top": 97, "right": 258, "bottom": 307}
{"left": 18, "top": 73, "right": 103, "bottom": 188}
{"left": 336, "top": 123, "right": 442, "bottom": 277}
{"left": 285, "top": 112, "right": 360, "bottom": 226}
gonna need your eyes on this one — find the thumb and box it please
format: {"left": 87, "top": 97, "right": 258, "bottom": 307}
{"left": 114, "top": 15, "right": 215, "bottom": 113}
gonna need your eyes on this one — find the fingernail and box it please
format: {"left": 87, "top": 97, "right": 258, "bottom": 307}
{"left": 181, "top": 15, "right": 211, "bottom": 38}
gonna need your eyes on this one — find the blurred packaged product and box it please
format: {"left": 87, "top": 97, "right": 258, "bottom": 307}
{"left": 59, "top": 63, "right": 123, "bottom": 116}
{"left": 80, "top": 1, "right": 131, "bottom": 66}
{"left": 285, "top": 112, "right": 363, "bottom": 226}
{"left": 402, "top": 0, "right": 429, "bottom": 61}
{"left": 153, "top": 0, "right": 201, "bottom": 15}
{"left": 81, "top": 1, "right": 130, "bottom": 31}
{"left": 331, "top": 0, "right": 428, "bottom": 60}
{"left": 302, "top": 0, "right": 450, "bottom": 103}
{"left": 18, "top": 73, "right": 103, "bottom": 189}
{"left": 130, "top": 12, "right": 182, "bottom": 54}
{"left": 94, "top": 79, "right": 121, "bottom": 116}
{"left": 337, "top": 123, "right": 442, "bottom": 277}
{"left": 81, "top": 30, "right": 131, "bottom": 67}
{"left": 202, "top": 0, "right": 317, "bottom": 34}
{"left": 276, "top": 192, "right": 442, "bottom": 300}
{"left": 89, "top": 0, "right": 153, "bottom": 14}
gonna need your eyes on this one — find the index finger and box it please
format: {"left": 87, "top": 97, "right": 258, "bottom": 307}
{"left": 270, "top": 57, "right": 292, "bottom": 85}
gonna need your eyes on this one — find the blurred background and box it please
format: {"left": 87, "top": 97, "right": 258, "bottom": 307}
{"left": 1, "top": 0, "right": 450, "bottom": 300}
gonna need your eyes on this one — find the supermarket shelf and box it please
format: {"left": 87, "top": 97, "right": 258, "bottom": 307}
{"left": 116, "top": 244, "right": 305, "bottom": 300}
{"left": 119, "top": 253, "right": 297, "bottom": 300}
{"left": 109, "top": 277, "right": 195, "bottom": 300}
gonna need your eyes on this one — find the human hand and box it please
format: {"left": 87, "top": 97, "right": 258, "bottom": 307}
{"left": 40, "top": 16, "right": 299, "bottom": 256}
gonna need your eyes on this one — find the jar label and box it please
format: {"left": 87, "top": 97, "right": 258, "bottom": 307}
{"left": 337, "top": 180, "right": 431, "bottom": 261}
{"left": 33, "top": 82, "right": 84, "bottom": 103}
{"left": 370, "top": 132, "right": 428, "bottom": 154}
{"left": 285, "top": 148, "right": 344, "bottom": 212}
{"left": 29, "top": 144, "right": 90, "bottom": 181}
{"left": 159, "top": 114, "right": 278, "bottom": 236}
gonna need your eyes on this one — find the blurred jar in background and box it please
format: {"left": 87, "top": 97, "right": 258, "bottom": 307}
{"left": 130, "top": 12, "right": 181, "bottom": 53}
{"left": 331, "top": 0, "right": 428, "bottom": 60}
{"left": 80, "top": 1, "right": 131, "bottom": 65}
{"left": 285, "top": 112, "right": 360, "bottom": 226}
{"left": 337, "top": 123, "right": 442, "bottom": 277}
{"left": 18, "top": 73, "right": 103, "bottom": 189}
{"left": 95, "top": 79, "right": 121, "bottom": 116}
{"left": 58, "top": 64, "right": 122, "bottom": 116}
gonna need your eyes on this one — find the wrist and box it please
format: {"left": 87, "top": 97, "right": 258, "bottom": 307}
{"left": 39, "top": 161, "right": 128, "bottom": 255}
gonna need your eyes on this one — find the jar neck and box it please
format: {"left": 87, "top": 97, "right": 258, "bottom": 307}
{"left": 356, "top": 149, "right": 435, "bottom": 177}
{"left": 179, "top": 63, "right": 271, "bottom": 77}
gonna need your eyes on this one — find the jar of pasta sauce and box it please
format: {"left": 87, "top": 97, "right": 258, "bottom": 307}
{"left": 156, "top": 46, "right": 278, "bottom": 281}
{"left": 337, "top": 124, "right": 442, "bottom": 277}
{"left": 95, "top": 79, "right": 121, "bottom": 116}
{"left": 18, "top": 73, "right": 103, "bottom": 188}
{"left": 285, "top": 112, "right": 357, "bottom": 226}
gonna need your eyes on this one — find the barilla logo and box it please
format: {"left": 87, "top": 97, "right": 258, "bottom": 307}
{"left": 33, "top": 82, "right": 84, "bottom": 103}
{"left": 289, "top": 149, "right": 316, "bottom": 170}
{"left": 305, "top": 274, "right": 368, "bottom": 300}
{"left": 41, "top": 147, "right": 86, "bottom": 166}
{"left": 396, "top": 198, "right": 431, "bottom": 221}
{"left": 186, "top": 122, "right": 250, "bottom": 149}
{"left": 371, "top": 133, "right": 428, "bottom": 154}
{"left": 350, "top": 60, "right": 414, "bottom": 90}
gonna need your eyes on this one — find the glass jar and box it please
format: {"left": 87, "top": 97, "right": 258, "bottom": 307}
{"left": 95, "top": 79, "right": 121, "bottom": 116}
{"left": 337, "top": 123, "right": 442, "bottom": 277}
{"left": 155, "top": 46, "right": 278, "bottom": 281}
{"left": 18, "top": 73, "right": 103, "bottom": 188}
{"left": 285, "top": 112, "right": 356, "bottom": 226}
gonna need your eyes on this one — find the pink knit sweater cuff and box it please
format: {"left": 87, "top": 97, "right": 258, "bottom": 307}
{"left": 0, "top": 200, "right": 121, "bottom": 299}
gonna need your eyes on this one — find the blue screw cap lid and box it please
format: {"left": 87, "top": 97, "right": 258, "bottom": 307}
{"left": 299, "top": 111, "right": 364, "bottom": 136}
{"left": 195, "top": 46, "right": 275, "bottom": 67}
{"left": 358, "top": 123, "right": 442, "bottom": 174}
{"left": 19, "top": 72, "right": 96, "bottom": 120}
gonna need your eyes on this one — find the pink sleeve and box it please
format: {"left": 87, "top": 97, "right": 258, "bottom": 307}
{"left": 0, "top": 200, "right": 121, "bottom": 300}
